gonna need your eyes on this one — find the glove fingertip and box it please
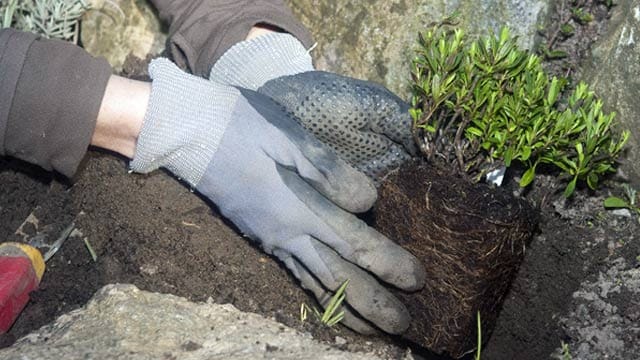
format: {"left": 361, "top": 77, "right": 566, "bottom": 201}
{"left": 381, "top": 242, "right": 427, "bottom": 292}
{"left": 401, "top": 256, "right": 427, "bottom": 292}
{"left": 341, "top": 316, "right": 378, "bottom": 335}
{"left": 367, "top": 297, "right": 411, "bottom": 335}
{"left": 326, "top": 169, "right": 377, "bottom": 213}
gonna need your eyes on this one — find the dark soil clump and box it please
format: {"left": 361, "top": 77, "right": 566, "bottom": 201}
{"left": 375, "top": 162, "right": 538, "bottom": 357}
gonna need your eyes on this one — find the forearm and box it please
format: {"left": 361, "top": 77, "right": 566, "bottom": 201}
{"left": 91, "top": 76, "right": 149, "bottom": 158}
{"left": 90, "top": 25, "right": 275, "bottom": 159}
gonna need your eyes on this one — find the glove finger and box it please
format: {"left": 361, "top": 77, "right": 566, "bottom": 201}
{"left": 239, "top": 88, "right": 376, "bottom": 213}
{"left": 259, "top": 71, "right": 417, "bottom": 155}
{"left": 287, "top": 239, "right": 411, "bottom": 334}
{"left": 274, "top": 250, "right": 378, "bottom": 334}
{"left": 277, "top": 166, "right": 425, "bottom": 292}
{"left": 353, "top": 142, "right": 413, "bottom": 184}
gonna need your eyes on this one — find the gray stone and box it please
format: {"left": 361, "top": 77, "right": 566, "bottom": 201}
{"left": 611, "top": 208, "right": 632, "bottom": 217}
{"left": 286, "top": 0, "right": 551, "bottom": 97}
{"left": 82, "top": 0, "right": 166, "bottom": 72}
{"left": 582, "top": 0, "right": 640, "bottom": 183}
{"left": 0, "top": 284, "right": 386, "bottom": 360}
{"left": 80, "top": 0, "right": 551, "bottom": 97}
{"left": 556, "top": 258, "right": 640, "bottom": 360}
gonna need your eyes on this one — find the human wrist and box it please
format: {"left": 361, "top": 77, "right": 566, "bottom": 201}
{"left": 209, "top": 32, "right": 314, "bottom": 90}
{"left": 91, "top": 75, "right": 148, "bottom": 158}
{"left": 130, "top": 59, "right": 239, "bottom": 187}
{"left": 245, "top": 24, "right": 281, "bottom": 40}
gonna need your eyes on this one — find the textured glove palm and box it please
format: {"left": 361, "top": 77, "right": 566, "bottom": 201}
{"left": 210, "top": 33, "right": 415, "bottom": 182}
{"left": 131, "top": 59, "right": 425, "bottom": 334}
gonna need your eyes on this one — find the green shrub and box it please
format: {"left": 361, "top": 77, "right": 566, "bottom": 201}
{"left": 1, "top": 0, "right": 89, "bottom": 43}
{"left": 409, "top": 21, "right": 629, "bottom": 197}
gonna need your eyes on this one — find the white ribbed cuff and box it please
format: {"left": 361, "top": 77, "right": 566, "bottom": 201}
{"left": 131, "top": 58, "right": 239, "bottom": 187}
{"left": 209, "top": 32, "right": 315, "bottom": 90}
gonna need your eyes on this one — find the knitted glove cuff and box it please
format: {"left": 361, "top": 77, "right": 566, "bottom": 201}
{"left": 131, "top": 58, "right": 239, "bottom": 187}
{"left": 209, "top": 32, "right": 314, "bottom": 90}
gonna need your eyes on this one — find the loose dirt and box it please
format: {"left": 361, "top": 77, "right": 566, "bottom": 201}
{"left": 2, "top": 126, "right": 638, "bottom": 360}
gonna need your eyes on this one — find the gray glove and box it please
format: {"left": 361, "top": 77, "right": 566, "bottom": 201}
{"left": 131, "top": 59, "right": 425, "bottom": 334}
{"left": 210, "top": 33, "right": 416, "bottom": 182}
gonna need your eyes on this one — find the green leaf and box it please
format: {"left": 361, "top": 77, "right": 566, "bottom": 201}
{"left": 521, "top": 145, "right": 532, "bottom": 161}
{"left": 560, "top": 23, "right": 575, "bottom": 36}
{"left": 321, "top": 280, "right": 349, "bottom": 326}
{"left": 563, "top": 177, "right": 578, "bottom": 197}
{"left": 576, "top": 143, "right": 584, "bottom": 164}
{"left": 467, "top": 127, "right": 484, "bottom": 137}
{"left": 546, "top": 50, "right": 568, "bottom": 59}
{"left": 520, "top": 166, "right": 536, "bottom": 187}
{"left": 604, "top": 197, "right": 629, "bottom": 209}
{"left": 587, "top": 173, "right": 598, "bottom": 190}
{"left": 499, "top": 26, "right": 510, "bottom": 45}
{"left": 547, "top": 77, "right": 560, "bottom": 105}
{"left": 409, "top": 108, "right": 420, "bottom": 122}
{"left": 504, "top": 148, "right": 514, "bottom": 167}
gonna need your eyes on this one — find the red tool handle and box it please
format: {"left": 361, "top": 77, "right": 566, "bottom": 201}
{"left": 0, "top": 243, "right": 44, "bottom": 334}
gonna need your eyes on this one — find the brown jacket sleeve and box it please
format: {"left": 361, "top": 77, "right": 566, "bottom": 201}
{"left": 0, "top": 28, "right": 112, "bottom": 178}
{"left": 150, "top": 0, "right": 313, "bottom": 77}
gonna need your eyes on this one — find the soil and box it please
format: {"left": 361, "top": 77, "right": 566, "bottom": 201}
{"left": 2, "top": 2, "right": 638, "bottom": 359}
{"left": 2, "top": 135, "right": 638, "bottom": 360}
{"left": 375, "top": 162, "right": 538, "bottom": 357}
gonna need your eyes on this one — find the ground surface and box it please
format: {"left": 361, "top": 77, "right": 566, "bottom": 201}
{"left": 1, "top": 139, "right": 639, "bottom": 360}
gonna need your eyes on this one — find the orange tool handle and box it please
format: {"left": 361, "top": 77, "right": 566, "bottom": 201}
{"left": 0, "top": 243, "right": 44, "bottom": 334}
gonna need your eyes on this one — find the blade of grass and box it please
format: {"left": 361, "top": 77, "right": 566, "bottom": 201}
{"left": 321, "top": 280, "right": 349, "bottom": 325}
{"left": 83, "top": 237, "right": 98, "bottom": 262}
{"left": 475, "top": 311, "right": 482, "bottom": 360}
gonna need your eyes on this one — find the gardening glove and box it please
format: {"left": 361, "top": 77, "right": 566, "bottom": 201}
{"left": 209, "top": 33, "right": 416, "bottom": 183}
{"left": 131, "top": 59, "right": 425, "bottom": 334}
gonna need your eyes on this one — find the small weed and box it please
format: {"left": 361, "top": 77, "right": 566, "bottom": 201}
{"left": 604, "top": 184, "right": 640, "bottom": 222}
{"left": 300, "top": 280, "right": 349, "bottom": 328}
{"left": 475, "top": 311, "right": 482, "bottom": 360}
{"left": 561, "top": 341, "right": 572, "bottom": 360}
{"left": 537, "top": 0, "right": 613, "bottom": 74}
{"left": 83, "top": 237, "right": 97, "bottom": 262}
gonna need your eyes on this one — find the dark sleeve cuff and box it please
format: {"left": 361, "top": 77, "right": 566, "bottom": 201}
{"left": 0, "top": 29, "right": 34, "bottom": 160}
{"left": 0, "top": 29, "right": 112, "bottom": 178}
{"left": 151, "top": 0, "right": 314, "bottom": 77}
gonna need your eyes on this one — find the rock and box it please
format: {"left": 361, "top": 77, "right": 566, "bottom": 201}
{"left": 611, "top": 208, "right": 632, "bottom": 218}
{"left": 582, "top": 0, "right": 640, "bottom": 183}
{"left": 286, "top": 0, "right": 551, "bottom": 97}
{"left": 80, "top": 0, "right": 551, "bottom": 96}
{"left": 81, "top": 0, "right": 166, "bottom": 72}
{"left": 557, "top": 257, "right": 640, "bottom": 360}
{"left": 0, "top": 284, "right": 384, "bottom": 360}
{"left": 335, "top": 336, "right": 348, "bottom": 346}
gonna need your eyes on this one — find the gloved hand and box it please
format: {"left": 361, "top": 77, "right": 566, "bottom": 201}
{"left": 131, "top": 59, "right": 425, "bottom": 334}
{"left": 209, "top": 33, "right": 416, "bottom": 182}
